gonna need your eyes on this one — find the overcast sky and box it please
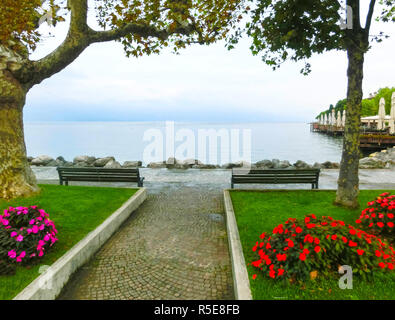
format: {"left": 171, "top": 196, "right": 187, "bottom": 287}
{"left": 25, "top": 2, "right": 395, "bottom": 123}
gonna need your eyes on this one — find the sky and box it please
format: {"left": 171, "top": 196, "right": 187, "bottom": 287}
{"left": 24, "top": 2, "right": 395, "bottom": 123}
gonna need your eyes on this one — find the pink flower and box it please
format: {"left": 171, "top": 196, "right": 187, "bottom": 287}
{"left": 29, "top": 219, "right": 35, "bottom": 225}
{"left": 39, "top": 224, "right": 44, "bottom": 231}
{"left": 32, "top": 225, "right": 39, "bottom": 234}
{"left": 38, "top": 251, "right": 44, "bottom": 257}
{"left": 44, "top": 235, "right": 50, "bottom": 241}
{"left": 10, "top": 231, "right": 17, "bottom": 238}
{"left": 27, "top": 228, "right": 32, "bottom": 234}
{"left": 8, "top": 250, "right": 16, "bottom": 259}
{"left": 2, "top": 219, "right": 9, "bottom": 226}
{"left": 19, "top": 251, "right": 26, "bottom": 258}
{"left": 16, "top": 235, "right": 24, "bottom": 242}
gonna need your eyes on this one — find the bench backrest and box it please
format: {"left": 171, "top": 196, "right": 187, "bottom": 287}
{"left": 232, "top": 169, "right": 320, "bottom": 182}
{"left": 57, "top": 167, "right": 141, "bottom": 182}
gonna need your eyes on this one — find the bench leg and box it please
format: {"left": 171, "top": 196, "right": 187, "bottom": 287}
{"left": 65, "top": 180, "right": 69, "bottom": 186}
{"left": 231, "top": 182, "right": 234, "bottom": 189}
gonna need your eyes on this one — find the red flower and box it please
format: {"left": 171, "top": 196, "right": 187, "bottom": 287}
{"left": 277, "top": 268, "right": 285, "bottom": 276}
{"left": 314, "top": 246, "right": 321, "bottom": 253}
{"left": 388, "top": 213, "right": 394, "bottom": 219}
{"left": 299, "top": 253, "right": 306, "bottom": 261}
{"left": 377, "top": 222, "right": 384, "bottom": 228}
{"left": 266, "top": 242, "right": 271, "bottom": 249}
{"left": 314, "top": 238, "right": 320, "bottom": 245}
{"left": 302, "top": 248, "right": 310, "bottom": 255}
{"left": 341, "top": 236, "right": 347, "bottom": 243}
{"left": 348, "top": 240, "right": 357, "bottom": 247}
{"left": 288, "top": 240, "right": 294, "bottom": 247}
{"left": 388, "top": 222, "right": 394, "bottom": 228}
{"left": 252, "top": 274, "right": 257, "bottom": 280}
{"left": 269, "top": 269, "right": 276, "bottom": 278}
{"left": 276, "top": 253, "right": 287, "bottom": 262}
{"left": 375, "top": 250, "right": 381, "bottom": 257}
{"left": 349, "top": 229, "right": 356, "bottom": 235}
{"left": 355, "top": 219, "right": 362, "bottom": 224}
{"left": 295, "top": 227, "right": 303, "bottom": 233}
{"left": 388, "top": 263, "right": 394, "bottom": 270}
{"left": 357, "top": 249, "right": 364, "bottom": 256}
{"left": 331, "top": 234, "right": 337, "bottom": 241}
{"left": 378, "top": 262, "right": 386, "bottom": 269}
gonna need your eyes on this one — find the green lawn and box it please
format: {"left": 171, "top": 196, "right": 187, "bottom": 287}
{"left": 230, "top": 189, "right": 395, "bottom": 300}
{"left": 0, "top": 184, "right": 138, "bottom": 300}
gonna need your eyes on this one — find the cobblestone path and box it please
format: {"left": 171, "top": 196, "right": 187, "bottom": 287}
{"left": 58, "top": 184, "right": 234, "bottom": 300}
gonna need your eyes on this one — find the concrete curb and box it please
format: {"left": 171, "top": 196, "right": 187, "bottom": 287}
{"left": 13, "top": 188, "right": 147, "bottom": 300}
{"left": 223, "top": 190, "right": 252, "bottom": 300}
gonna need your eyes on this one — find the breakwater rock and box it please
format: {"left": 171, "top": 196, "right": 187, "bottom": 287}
{"left": 28, "top": 148, "right": 394, "bottom": 170}
{"left": 359, "top": 147, "right": 395, "bottom": 169}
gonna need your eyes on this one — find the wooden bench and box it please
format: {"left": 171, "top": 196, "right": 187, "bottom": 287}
{"left": 231, "top": 168, "right": 320, "bottom": 189}
{"left": 57, "top": 167, "right": 145, "bottom": 187}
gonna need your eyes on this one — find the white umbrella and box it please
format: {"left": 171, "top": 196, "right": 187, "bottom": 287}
{"left": 390, "top": 92, "right": 395, "bottom": 134}
{"left": 336, "top": 111, "right": 342, "bottom": 127}
{"left": 342, "top": 110, "right": 346, "bottom": 127}
{"left": 331, "top": 109, "right": 336, "bottom": 125}
{"left": 377, "top": 98, "right": 386, "bottom": 130}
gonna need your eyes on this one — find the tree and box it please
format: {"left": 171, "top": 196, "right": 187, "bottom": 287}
{"left": 0, "top": 0, "right": 244, "bottom": 200}
{"left": 232, "top": 0, "right": 394, "bottom": 208}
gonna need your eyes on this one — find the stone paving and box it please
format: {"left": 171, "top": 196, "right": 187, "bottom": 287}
{"left": 57, "top": 183, "right": 234, "bottom": 300}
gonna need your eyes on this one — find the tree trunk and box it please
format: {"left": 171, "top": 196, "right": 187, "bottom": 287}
{"left": 0, "top": 69, "right": 39, "bottom": 200}
{"left": 335, "top": 47, "right": 364, "bottom": 209}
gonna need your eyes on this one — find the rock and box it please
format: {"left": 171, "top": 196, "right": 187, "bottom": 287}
{"left": 46, "top": 160, "right": 58, "bottom": 167}
{"left": 313, "top": 162, "right": 322, "bottom": 169}
{"left": 63, "top": 161, "right": 74, "bottom": 167}
{"left": 294, "top": 160, "right": 310, "bottom": 169}
{"left": 182, "top": 159, "right": 203, "bottom": 167}
{"left": 73, "top": 155, "right": 96, "bottom": 166}
{"left": 122, "top": 161, "right": 142, "bottom": 168}
{"left": 234, "top": 161, "right": 251, "bottom": 168}
{"left": 359, "top": 157, "right": 386, "bottom": 169}
{"left": 104, "top": 160, "right": 122, "bottom": 169}
{"left": 271, "top": 159, "right": 280, "bottom": 169}
{"left": 31, "top": 155, "right": 54, "bottom": 166}
{"left": 255, "top": 159, "right": 273, "bottom": 168}
{"left": 94, "top": 157, "right": 115, "bottom": 167}
{"left": 279, "top": 160, "right": 291, "bottom": 168}
{"left": 194, "top": 164, "right": 217, "bottom": 169}
{"left": 27, "top": 156, "right": 34, "bottom": 163}
{"left": 221, "top": 163, "right": 238, "bottom": 169}
{"left": 147, "top": 161, "right": 166, "bottom": 169}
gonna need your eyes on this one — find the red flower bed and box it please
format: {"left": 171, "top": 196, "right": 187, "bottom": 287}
{"left": 356, "top": 192, "right": 394, "bottom": 241}
{"left": 250, "top": 214, "right": 395, "bottom": 281}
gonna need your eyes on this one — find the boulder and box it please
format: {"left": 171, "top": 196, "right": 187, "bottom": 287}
{"left": 31, "top": 155, "right": 54, "bottom": 166}
{"left": 94, "top": 157, "right": 115, "bottom": 167}
{"left": 147, "top": 161, "right": 167, "bottom": 169}
{"left": 293, "top": 160, "right": 311, "bottom": 169}
{"left": 27, "top": 156, "right": 34, "bottom": 163}
{"left": 255, "top": 159, "right": 273, "bottom": 168}
{"left": 104, "top": 160, "right": 122, "bottom": 169}
{"left": 271, "top": 159, "right": 280, "bottom": 169}
{"left": 313, "top": 162, "right": 322, "bottom": 169}
{"left": 234, "top": 161, "right": 251, "bottom": 168}
{"left": 279, "top": 160, "right": 291, "bottom": 169}
{"left": 73, "top": 155, "right": 96, "bottom": 166}
{"left": 122, "top": 161, "right": 142, "bottom": 168}
{"left": 359, "top": 157, "right": 386, "bottom": 169}
{"left": 221, "top": 163, "right": 237, "bottom": 169}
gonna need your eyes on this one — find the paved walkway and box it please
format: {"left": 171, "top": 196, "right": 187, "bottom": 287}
{"left": 37, "top": 168, "right": 395, "bottom": 300}
{"left": 57, "top": 183, "right": 234, "bottom": 300}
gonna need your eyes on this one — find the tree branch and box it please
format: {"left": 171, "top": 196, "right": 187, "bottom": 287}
{"left": 16, "top": 1, "right": 197, "bottom": 88}
{"left": 365, "top": 0, "right": 376, "bottom": 34}
{"left": 17, "top": 0, "right": 91, "bottom": 88}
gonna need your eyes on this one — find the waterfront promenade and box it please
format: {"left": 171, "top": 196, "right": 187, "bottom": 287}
{"left": 33, "top": 168, "right": 395, "bottom": 300}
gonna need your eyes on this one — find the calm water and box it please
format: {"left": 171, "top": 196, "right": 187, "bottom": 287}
{"left": 24, "top": 121, "right": 343, "bottom": 165}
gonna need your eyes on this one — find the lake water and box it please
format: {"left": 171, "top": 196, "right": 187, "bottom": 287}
{"left": 24, "top": 121, "right": 343, "bottom": 165}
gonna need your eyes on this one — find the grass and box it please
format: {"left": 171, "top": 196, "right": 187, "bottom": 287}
{"left": 230, "top": 189, "right": 395, "bottom": 300}
{"left": 0, "top": 184, "right": 138, "bottom": 300}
